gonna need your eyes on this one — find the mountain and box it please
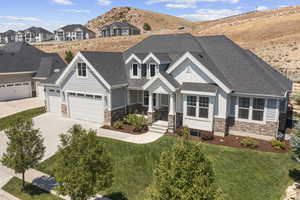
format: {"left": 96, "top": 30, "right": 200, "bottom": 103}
{"left": 85, "top": 7, "right": 195, "bottom": 36}
{"left": 37, "top": 5, "right": 300, "bottom": 81}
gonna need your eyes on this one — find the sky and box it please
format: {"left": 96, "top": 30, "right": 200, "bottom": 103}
{"left": 0, "top": 0, "right": 299, "bottom": 32}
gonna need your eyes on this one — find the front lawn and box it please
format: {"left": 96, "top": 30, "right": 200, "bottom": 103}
{"left": 0, "top": 107, "right": 45, "bottom": 131}
{"left": 2, "top": 177, "right": 61, "bottom": 200}
{"left": 37, "top": 136, "right": 300, "bottom": 200}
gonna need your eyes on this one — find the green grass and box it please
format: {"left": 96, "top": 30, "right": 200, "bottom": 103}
{"left": 37, "top": 136, "right": 300, "bottom": 200}
{"left": 2, "top": 177, "right": 61, "bottom": 200}
{"left": 0, "top": 107, "right": 45, "bottom": 131}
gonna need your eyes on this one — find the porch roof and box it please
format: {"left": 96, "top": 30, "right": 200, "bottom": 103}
{"left": 181, "top": 82, "right": 218, "bottom": 94}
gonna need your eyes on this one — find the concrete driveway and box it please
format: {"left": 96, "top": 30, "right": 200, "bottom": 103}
{"left": 0, "top": 113, "right": 99, "bottom": 189}
{"left": 0, "top": 97, "right": 44, "bottom": 119}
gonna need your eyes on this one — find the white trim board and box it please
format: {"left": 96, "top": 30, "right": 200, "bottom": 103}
{"left": 143, "top": 52, "right": 160, "bottom": 64}
{"left": 181, "top": 90, "right": 217, "bottom": 97}
{"left": 125, "top": 54, "right": 142, "bottom": 64}
{"left": 166, "top": 51, "right": 232, "bottom": 94}
{"left": 55, "top": 52, "right": 111, "bottom": 90}
{"left": 143, "top": 73, "right": 177, "bottom": 92}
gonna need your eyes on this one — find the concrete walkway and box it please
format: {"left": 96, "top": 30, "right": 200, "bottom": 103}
{"left": 97, "top": 128, "right": 164, "bottom": 144}
{"left": 0, "top": 97, "right": 44, "bottom": 119}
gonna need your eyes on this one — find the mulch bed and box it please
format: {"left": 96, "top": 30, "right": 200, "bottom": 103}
{"left": 102, "top": 124, "right": 148, "bottom": 135}
{"left": 166, "top": 132, "right": 290, "bottom": 153}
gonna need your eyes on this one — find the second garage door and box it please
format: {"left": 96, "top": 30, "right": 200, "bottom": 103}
{"left": 0, "top": 82, "right": 31, "bottom": 101}
{"left": 68, "top": 93, "right": 104, "bottom": 123}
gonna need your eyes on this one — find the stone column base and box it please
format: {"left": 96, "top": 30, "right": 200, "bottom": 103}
{"left": 104, "top": 109, "right": 112, "bottom": 126}
{"left": 148, "top": 112, "right": 155, "bottom": 125}
{"left": 168, "top": 114, "right": 176, "bottom": 133}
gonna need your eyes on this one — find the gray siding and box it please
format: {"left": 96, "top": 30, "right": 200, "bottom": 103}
{"left": 230, "top": 96, "right": 236, "bottom": 116}
{"left": 62, "top": 67, "right": 107, "bottom": 94}
{"left": 266, "top": 99, "right": 277, "bottom": 121}
{"left": 111, "top": 87, "right": 126, "bottom": 109}
{"left": 0, "top": 73, "right": 33, "bottom": 84}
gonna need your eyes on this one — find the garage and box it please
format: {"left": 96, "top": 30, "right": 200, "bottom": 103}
{"left": 0, "top": 82, "right": 32, "bottom": 101}
{"left": 47, "top": 89, "right": 61, "bottom": 114}
{"left": 68, "top": 92, "right": 104, "bottom": 123}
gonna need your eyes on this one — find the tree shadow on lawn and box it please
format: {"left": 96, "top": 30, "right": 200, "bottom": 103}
{"left": 105, "top": 192, "right": 128, "bottom": 200}
{"left": 289, "top": 168, "right": 300, "bottom": 182}
{"left": 24, "top": 183, "right": 51, "bottom": 196}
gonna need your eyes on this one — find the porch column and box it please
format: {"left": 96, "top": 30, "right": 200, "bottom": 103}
{"left": 168, "top": 93, "right": 176, "bottom": 133}
{"left": 147, "top": 92, "right": 155, "bottom": 125}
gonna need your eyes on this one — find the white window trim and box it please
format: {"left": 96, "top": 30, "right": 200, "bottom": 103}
{"left": 184, "top": 95, "right": 212, "bottom": 121}
{"left": 131, "top": 63, "right": 140, "bottom": 79}
{"left": 235, "top": 96, "right": 267, "bottom": 124}
{"left": 76, "top": 62, "right": 88, "bottom": 78}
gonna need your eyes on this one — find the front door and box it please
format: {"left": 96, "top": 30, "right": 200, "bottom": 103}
{"left": 156, "top": 106, "right": 169, "bottom": 121}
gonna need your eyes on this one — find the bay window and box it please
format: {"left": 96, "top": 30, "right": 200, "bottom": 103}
{"left": 198, "top": 97, "right": 209, "bottom": 118}
{"left": 252, "top": 98, "right": 265, "bottom": 121}
{"left": 238, "top": 97, "right": 250, "bottom": 119}
{"left": 186, "top": 96, "right": 209, "bottom": 119}
{"left": 187, "top": 96, "right": 197, "bottom": 117}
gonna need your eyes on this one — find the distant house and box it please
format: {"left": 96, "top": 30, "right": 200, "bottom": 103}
{"left": 54, "top": 24, "right": 96, "bottom": 41}
{"left": 0, "top": 30, "right": 16, "bottom": 44}
{"left": 0, "top": 42, "right": 66, "bottom": 101}
{"left": 101, "top": 22, "right": 140, "bottom": 38}
{"left": 19, "top": 27, "right": 54, "bottom": 43}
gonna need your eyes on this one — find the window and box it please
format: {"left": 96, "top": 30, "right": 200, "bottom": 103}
{"left": 86, "top": 94, "right": 94, "bottom": 98}
{"left": 279, "top": 100, "right": 286, "bottom": 113}
{"left": 49, "top": 89, "right": 55, "bottom": 92}
{"left": 77, "top": 62, "right": 87, "bottom": 77}
{"left": 150, "top": 64, "right": 156, "bottom": 77}
{"left": 77, "top": 93, "right": 84, "bottom": 97}
{"left": 238, "top": 97, "right": 250, "bottom": 119}
{"left": 144, "top": 91, "right": 149, "bottom": 106}
{"left": 198, "top": 97, "right": 209, "bottom": 118}
{"left": 252, "top": 98, "right": 265, "bottom": 121}
{"left": 132, "top": 63, "right": 138, "bottom": 77}
{"left": 187, "top": 96, "right": 197, "bottom": 117}
{"left": 95, "top": 95, "right": 102, "bottom": 100}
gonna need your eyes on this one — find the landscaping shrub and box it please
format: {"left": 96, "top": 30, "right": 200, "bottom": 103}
{"left": 143, "top": 23, "right": 152, "bottom": 31}
{"left": 124, "top": 114, "right": 147, "bottom": 132}
{"left": 240, "top": 137, "right": 259, "bottom": 148}
{"left": 113, "top": 121, "right": 124, "bottom": 129}
{"left": 176, "top": 126, "right": 190, "bottom": 137}
{"left": 290, "top": 129, "right": 300, "bottom": 162}
{"left": 270, "top": 139, "right": 286, "bottom": 150}
{"left": 201, "top": 132, "right": 214, "bottom": 141}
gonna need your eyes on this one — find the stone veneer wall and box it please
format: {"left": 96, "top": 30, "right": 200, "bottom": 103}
{"left": 176, "top": 113, "right": 183, "bottom": 129}
{"left": 61, "top": 104, "right": 68, "bottom": 117}
{"left": 168, "top": 115, "right": 175, "bottom": 132}
{"left": 227, "top": 117, "right": 278, "bottom": 137}
{"left": 104, "top": 104, "right": 148, "bottom": 126}
{"left": 213, "top": 118, "right": 228, "bottom": 136}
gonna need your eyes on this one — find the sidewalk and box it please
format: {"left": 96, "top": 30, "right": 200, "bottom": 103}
{"left": 97, "top": 128, "right": 164, "bottom": 144}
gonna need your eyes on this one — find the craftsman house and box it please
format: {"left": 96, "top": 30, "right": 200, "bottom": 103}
{"left": 43, "top": 33, "right": 292, "bottom": 140}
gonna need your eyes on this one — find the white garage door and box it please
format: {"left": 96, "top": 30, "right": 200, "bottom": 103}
{"left": 0, "top": 82, "right": 31, "bottom": 101}
{"left": 68, "top": 93, "right": 104, "bottom": 123}
{"left": 48, "top": 89, "right": 61, "bottom": 114}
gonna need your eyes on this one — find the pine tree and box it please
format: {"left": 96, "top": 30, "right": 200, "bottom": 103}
{"left": 65, "top": 50, "right": 74, "bottom": 64}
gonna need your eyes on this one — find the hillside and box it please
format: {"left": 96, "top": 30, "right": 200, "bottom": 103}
{"left": 86, "top": 7, "right": 195, "bottom": 36}
{"left": 36, "top": 5, "right": 300, "bottom": 81}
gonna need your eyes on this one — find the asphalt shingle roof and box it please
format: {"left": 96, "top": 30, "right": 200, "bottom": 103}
{"left": 181, "top": 82, "right": 218, "bottom": 93}
{"left": 80, "top": 51, "right": 127, "bottom": 86}
{"left": 55, "top": 24, "right": 94, "bottom": 34}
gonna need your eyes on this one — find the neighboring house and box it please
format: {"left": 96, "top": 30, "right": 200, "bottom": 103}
{"left": 54, "top": 24, "right": 96, "bottom": 41}
{"left": 18, "top": 27, "right": 54, "bottom": 43}
{"left": 44, "top": 33, "right": 292, "bottom": 140}
{"left": 101, "top": 22, "right": 141, "bottom": 37}
{"left": 0, "top": 42, "right": 66, "bottom": 101}
{"left": 0, "top": 30, "right": 16, "bottom": 44}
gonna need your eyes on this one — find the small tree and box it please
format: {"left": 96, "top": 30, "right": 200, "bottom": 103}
{"left": 292, "top": 91, "right": 300, "bottom": 105}
{"left": 146, "top": 141, "right": 223, "bottom": 200}
{"left": 1, "top": 118, "right": 45, "bottom": 190}
{"left": 65, "top": 50, "right": 74, "bottom": 64}
{"left": 291, "top": 129, "right": 300, "bottom": 162}
{"left": 143, "top": 23, "right": 152, "bottom": 31}
{"left": 54, "top": 124, "right": 113, "bottom": 200}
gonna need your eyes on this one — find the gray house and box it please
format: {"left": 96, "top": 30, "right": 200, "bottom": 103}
{"left": 101, "top": 22, "right": 141, "bottom": 38}
{"left": 44, "top": 33, "right": 292, "bottom": 140}
{"left": 54, "top": 24, "right": 96, "bottom": 41}
{"left": 0, "top": 30, "right": 16, "bottom": 44}
{"left": 19, "top": 27, "right": 54, "bottom": 43}
{"left": 0, "top": 42, "right": 66, "bottom": 101}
